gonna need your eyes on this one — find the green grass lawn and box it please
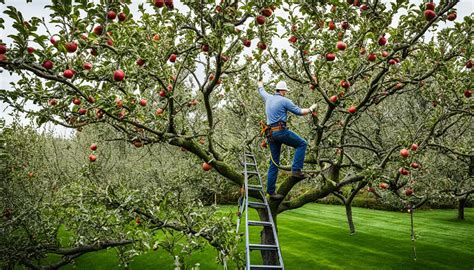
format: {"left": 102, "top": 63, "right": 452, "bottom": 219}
{"left": 52, "top": 204, "right": 474, "bottom": 269}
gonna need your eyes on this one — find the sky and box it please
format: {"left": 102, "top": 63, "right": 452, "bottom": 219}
{"left": 0, "top": 0, "right": 473, "bottom": 136}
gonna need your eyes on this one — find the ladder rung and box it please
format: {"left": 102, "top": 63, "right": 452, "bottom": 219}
{"left": 247, "top": 184, "right": 263, "bottom": 191}
{"left": 248, "top": 220, "right": 272, "bottom": 227}
{"left": 246, "top": 170, "right": 259, "bottom": 174}
{"left": 245, "top": 153, "right": 254, "bottom": 157}
{"left": 248, "top": 201, "right": 266, "bottom": 208}
{"left": 249, "top": 244, "right": 278, "bottom": 251}
{"left": 245, "top": 163, "right": 257, "bottom": 166}
{"left": 250, "top": 265, "right": 283, "bottom": 270}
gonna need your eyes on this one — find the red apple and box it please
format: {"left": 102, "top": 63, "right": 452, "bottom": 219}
{"left": 260, "top": 140, "right": 267, "bottom": 148}
{"left": 360, "top": 4, "right": 369, "bottom": 11}
{"left": 328, "top": 21, "right": 336, "bottom": 30}
{"left": 400, "top": 148, "right": 409, "bottom": 158}
{"left": 424, "top": 10, "right": 436, "bottom": 21}
{"left": 118, "top": 109, "right": 126, "bottom": 119}
{"left": 261, "top": 8, "right": 273, "bottom": 17}
{"left": 78, "top": 108, "right": 87, "bottom": 115}
{"left": 118, "top": 12, "right": 127, "bottom": 21}
{"left": 243, "top": 39, "right": 251, "bottom": 47}
{"left": 411, "top": 143, "right": 418, "bottom": 151}
{"left": 340, "top": 80, "right": 350, "bottom": 89}
{"left": 289, "top": 36, "right": 298, "bottom": 44}
{"left": 155, "top": 108, "right": 164, "bottom": 115}
{"left": 382, "top": 51, "right": 389, "bottom": 57}
{"left": 447, "top": 12, "right": 456, "bottom": 21}
{"left": 325, "top": 53, "right": 336, "bottom": 61}
{"left": 378, "top": 35, "right": 387, "bottom": 46}
{"left": 90, "top": 144, "right": 97, "bottom": 151}
{"left": 90, "top": 48, "right": 98, "bottom": 56}
{"left": 106, "top": 39, "right": 113, "bottom": 46}
{"left": 256, "top": 15, "right": 266, "bottom": 25}
{"left": 0, "top": 44, "right": 7, "bottom": 54}
{"left": 167, "top": 84, "right": 173, "bottom": 92}
{"left": 395, "top": 82, "right": 403, "bottom": 89}
{"left": 341, "top": 21, "right": 349, "bottom": 30}
{"left": 89, "top": 154, "right": 97, "bottom": 162}
{"left": 87, "top": 96, "right": 95, "bottom": 103}
{"left": 220, "top": 54, "right": 229, "bottom": 62}
{"left": 257, "top": 41, "right": 267, "bottom": 50}
{"left": 95, "top": 109, "right": 104, "bottom": 119}
{"left": 201, "top": 44, "right": 209, "bottom": 52}
{"left": 164, "top": 0, "right": 173, "bottom": 9}
{"left": 133, "top": 140, "right": 143, "bottom": 148}
{"left": 50, "top": 36, "right": 57, "bottom": 45}
{"left": 466, "top": 60, "right": 473, "bottom": 69}
{"left": 291, "top": 24, "right": 298, "bottom": 32}
{"left": 329, "top": 95, "right": 338, "bottom": 103}
{"left": 169, "top": 53, "right": 177, "bottom": 63}
{"left": 63, "top": 69, "right": 75, "bottom": 79}
{"left": 379, "top": 182, "right": 389, "bottom": 189}
{"left": 136, "top": 58, "right": 145, "bottom": 66}
{"left": 65, "top": 42, "right": 78, "bottom": 53}
{"left": 152, "top": 34, "right": 160, "bottom": 41}
{"left": 410, "top": 162, "right": 420, "bottom": 169}
{"left": 154, "top": 0, "right": 164, "bottom": 8}
{"left": 405, "top": 188, "right": 413, "bottom": 196}
{"left": 202, "top": 162, "right": 212, "bottom": 171}
{"left": 42, "top": 60, "right": 54, "bottom": 70}
{"left": 115, "top": 98, "right": 123, "bottom": 108}
{"left": 425, "top": 2, "right": 435, "bottom": 11}
{"left": 463, "top": 89, "right": 472, "bottom": 98}
{"left": 336, "top": 41, "right": 347, "bottom": 50}
{"left": 48, "top": 99, "right": 58, "bottom": 106}
{"left": 27, "top": 47, "right": 35, "bottom": 54}
{"left": 72, "top": 97, "right": 81, "bottom": 105}
{"left": 81, "top": 62, "right": 92, "bottom": 70}
{"left": 367, "top": 187, "right": 375, "bottom": 192}
{"left": 159, "top": 90, "right": 166, "bottom": 97}
{"left": 399, "top": 167, "right": 410, "bottom": 175}
{"left": 93, "top": 25, "right": 103, "bottom": 35}
{"left": 107, "top": 10, "right": 116, "bottom": 20}
{"left": 388, "top": 59, "right": 397, "bottom": 65}
{"left": 139, "top": 99, "right": 147, "bottom": 107}
{"left": 367, "top": 53, "right": 377, "bottom": 62}
{"left": 114, "top": 69, "right": 125, "bottom": 81}
{"left": 347, "top": 105, "right": 357, "bottom": 114}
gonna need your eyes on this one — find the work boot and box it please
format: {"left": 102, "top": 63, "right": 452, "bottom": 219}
{"left": 268, "top": 192, "right": 284, "bottom": 200}
{"left": 291, "top": 171, "right": 307, "bottom": 180}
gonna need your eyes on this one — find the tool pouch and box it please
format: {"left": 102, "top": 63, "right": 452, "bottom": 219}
{"left": 260, "top": 121, "right": 274, "bottom": 143}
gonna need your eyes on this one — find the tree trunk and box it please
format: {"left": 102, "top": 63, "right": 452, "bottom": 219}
{"left": 258, "top": 208, "right": 279, "bottom": 266}
{"left": 457, "top": 195, "right": 468, "bottom": 220}
{"left": 345, "top": 202, "right": 356, "bottom": 234}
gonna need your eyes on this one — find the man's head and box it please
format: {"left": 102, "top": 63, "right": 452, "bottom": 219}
{"left": 275, "top": 81, "right": 289, "bottom": 96}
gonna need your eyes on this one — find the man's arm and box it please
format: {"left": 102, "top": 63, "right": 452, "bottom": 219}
{"left": 285, "top": 100, "right": 317, "bottom": 116}
{"left": 257, "top": 81, "right": 271, "bottom": 101}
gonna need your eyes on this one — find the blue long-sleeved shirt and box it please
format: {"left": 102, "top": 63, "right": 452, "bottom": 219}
{"left": 258, "top": 86, "right": 303, "bottom": 125}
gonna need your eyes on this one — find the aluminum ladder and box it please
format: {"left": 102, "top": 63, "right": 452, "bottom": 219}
{"left": 236, "top": 151, "right": 284, "bottom": 270}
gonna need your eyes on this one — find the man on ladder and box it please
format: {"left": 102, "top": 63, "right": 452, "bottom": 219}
{"left": 258, "top": 80, "right": 317, "bottom": 199}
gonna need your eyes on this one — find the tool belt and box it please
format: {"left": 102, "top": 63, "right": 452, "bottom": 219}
{"left": 260, "top": 121, "right": 287, "bottom": 143}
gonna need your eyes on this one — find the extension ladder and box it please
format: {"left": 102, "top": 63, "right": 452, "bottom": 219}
{"left": 236, "top": 151, "right": 284, "bottom": 270}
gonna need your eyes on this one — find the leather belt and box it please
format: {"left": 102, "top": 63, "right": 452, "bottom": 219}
{"left": 269, "top": 121, "right": 286, "bottom": 131}
{"left": 270, "top": 126, "right": 285, "bottom": 131}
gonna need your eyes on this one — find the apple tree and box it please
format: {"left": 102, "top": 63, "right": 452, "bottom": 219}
{"left": 0, "top": 0, "right": 472, "bottom": 265}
